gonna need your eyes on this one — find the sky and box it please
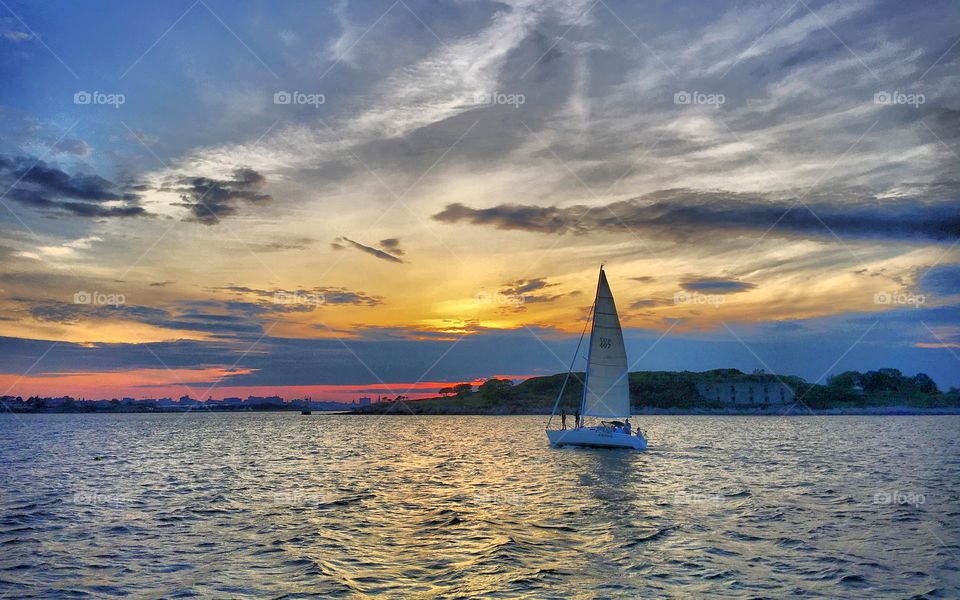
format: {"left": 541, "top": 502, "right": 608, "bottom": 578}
{"left": 1, "top": 0, "right": 959, "bottom": 401}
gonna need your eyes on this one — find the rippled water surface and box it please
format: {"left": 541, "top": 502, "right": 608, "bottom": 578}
{"left": 1, "top": 413, "right": 958, "bottom": 598}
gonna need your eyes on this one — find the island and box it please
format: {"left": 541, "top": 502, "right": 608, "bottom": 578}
{"left": 351, "top": 368, "right": 960, "bottom": 415}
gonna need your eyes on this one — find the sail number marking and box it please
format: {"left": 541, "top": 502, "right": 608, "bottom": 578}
{"left": 598, "top": 337, "right": 612, "bottom": 349}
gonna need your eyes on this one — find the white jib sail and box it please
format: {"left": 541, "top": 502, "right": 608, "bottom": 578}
{"left": 581, "top": 269, "right": 631, "bottom": 418}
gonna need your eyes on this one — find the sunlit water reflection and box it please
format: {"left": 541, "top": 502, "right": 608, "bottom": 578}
{"left": 1, "top": 413, "right": 957, "bottom": 597}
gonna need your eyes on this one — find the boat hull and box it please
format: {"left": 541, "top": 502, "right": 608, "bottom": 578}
{"left": 546, "top": 427, "right": 647, "bottom": 450}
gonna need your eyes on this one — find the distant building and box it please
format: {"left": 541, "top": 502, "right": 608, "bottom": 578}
{"left": 358, "top": 397, "right": 372, "bottom": 407}
{"left": 696, "top": 380, "right": 794, "bottom": 406}
{"left": 223, "top": 397, "right": 244, "bottom": 406}
{"left": 246, "top": 395, "right": 283, "bottom": 406}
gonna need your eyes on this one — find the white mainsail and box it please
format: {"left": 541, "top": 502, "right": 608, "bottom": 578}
{"left": 581, "top": 268, "right": 631, "bottom": 418}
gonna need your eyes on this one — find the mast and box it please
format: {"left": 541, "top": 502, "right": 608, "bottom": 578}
{"left": 579, "top": 265, "right": 604, "bottom": 418}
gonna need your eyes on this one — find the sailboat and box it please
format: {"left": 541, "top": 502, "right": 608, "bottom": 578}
{"left": 546, "top": 266, "right": 647, "bottom": 450}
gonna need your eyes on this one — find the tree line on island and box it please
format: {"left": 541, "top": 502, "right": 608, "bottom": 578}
{"left": 356, "top": 368, "right": 960, "bottom": 415}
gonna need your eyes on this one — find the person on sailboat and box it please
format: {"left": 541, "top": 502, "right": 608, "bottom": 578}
{"left": 623, "top": 419, "right": 632, "bottom": 435}
{"left": 574, "top": 408, "right": 580, "bottom": 429}
{"left": 560, "top": 409, "right": 567, "bottom": 430}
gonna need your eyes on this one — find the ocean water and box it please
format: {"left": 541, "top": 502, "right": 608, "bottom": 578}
{"left": 0, "top": 413, "right": 957, "bottom": 598}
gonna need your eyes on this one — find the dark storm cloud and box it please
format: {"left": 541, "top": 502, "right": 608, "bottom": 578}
{"left": 679, "top": 278, "right": 757, "bottom": 294}
{"left": 331, "top": 236, "right": 404, "bottom": 264}
{"left": 0, "top": 155, "right": 146, "bottom": 218}
{"left": 170, "top": 167, "right": 272, "bottom": 225}
{"left": 432, "top": 189, "right": 960, "bottom": 242}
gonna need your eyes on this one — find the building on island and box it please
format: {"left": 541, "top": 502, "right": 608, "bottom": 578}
{"left": 695, "top": 380, "right": 794, "bottom": 407}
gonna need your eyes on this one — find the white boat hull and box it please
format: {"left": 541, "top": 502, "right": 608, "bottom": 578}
{"left": 546, "top": 427, "right": 647, "bottom": 450}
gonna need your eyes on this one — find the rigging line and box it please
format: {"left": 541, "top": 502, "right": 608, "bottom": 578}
{"left": 546, "top": 299, "right": 595, "bottom": 430}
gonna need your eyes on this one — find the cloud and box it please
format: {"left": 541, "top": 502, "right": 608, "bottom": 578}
{"left": 920, "top": 264, "right": 960, "bottom": 296}
{"left": 1, "top": 30, "right": 32, "bottom": 42}
{"left": 432, "top": 189, "right": 960, "bottom": 242}
{"left": 246, "top": 237, "right": 317, "bottom": 252}
{"left": 331, "top": 236, "right": 404, "bottom": 264}
{"left": 0, "top": 155, "right": 146, "bottom": 218}
{"left": 629, "top": 298, "right": 672, "bottom": 310}
{"left": 49, "top": 138, "right": 90, "bottom": 156}
{"left": 169, "top": 167, "right": 272, "bottom": 225}
{"left": 378, "top": 238, "right": 404, "bottom": 255}
{"left": 501, "top": 278, "right": 555, "bottom": 296}
{"left": 27, "top": 300, "right": 266, "bottom": 336}
{"left": 497, "top": 277, "right": 576, "bottom": 309}
{"left": 679, "top": 278, "right": 757, "bottom": 294}
{"left": 215, "top": 285, "right": 382, "bottom": 307}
